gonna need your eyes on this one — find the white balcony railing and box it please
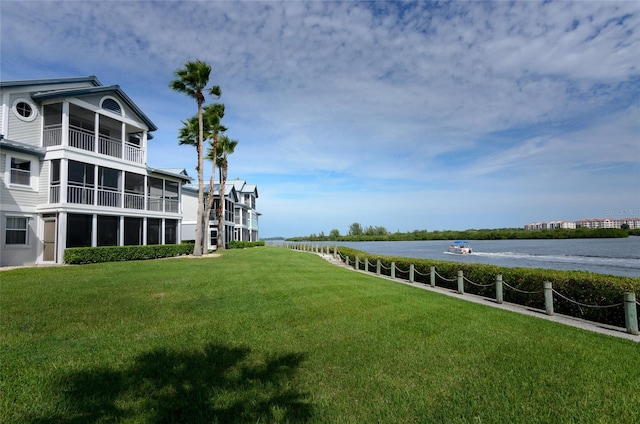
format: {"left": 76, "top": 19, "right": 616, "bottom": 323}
{"left": 67, "top": 185, "right": 94, "bottom": 205}
{"left": 69, "top": 125, "right": 95, "bottom": 152}
{"left": 98, "top": 135, "right": 122, "bottom": 159}
{"left": 125, "top": 142, "right": 143, "bottom": 164}
{"left": 124, "top": 192, "right": 145, "bottom": 210}
{"left": 50, "top": 185, "right": 60, "bottom": 203}
{"left": 43, "top": 125, "right": 62, "bottom": 147}
{"left": 147, "top": 196, "right": 163, "bottom": 211}
{"left": 43, "top": 125, "right": 143, "bottom": 164}
{"left": 97, "top": 188, "right": 122, "bottom": 207}
{"left": 164, "top": 199, "right": 179, "bottom": 213}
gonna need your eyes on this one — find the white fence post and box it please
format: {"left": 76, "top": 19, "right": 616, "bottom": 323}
{"left": 430, "top": 266, "right": 435, "bottom": 287}
{"left": 544, "top": 281, "right": 554, "bottom": 315}
{"left": 457, "top": 270, "right": 464, "bottom": 294}
{"left": 409, "top": 264, "right": 414, "bottom": 283}
{"left": 496, "top": 274, "right": 503, "bottom": 304}
{"left": 624, "top": 292, "right": 638, "bottom": 335}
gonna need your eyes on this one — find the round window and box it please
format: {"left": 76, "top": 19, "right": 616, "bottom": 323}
{"left": 12, "top": 99, "right": 37, "bottom": 122}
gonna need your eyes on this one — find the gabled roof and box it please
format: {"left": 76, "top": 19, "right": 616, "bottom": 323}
{"left": 183, "top": 183, "right": 238, "bottom": 201}
{"left": 147, "top": 167, "right": 192, "bottom": 182}
{"left": 0, "top": 136, "right": 46, "bottom": 157}
{"left": 0, "top": 76, "right": 101, "bottom": 89}
{"left": 31, "top": 84, "right": 158, "bottom": 132}
{"left": 0, "top": 76, "right": 157, "bottom": 133}
{"left": 230, "top": 179, "right": 259, "bottom": 197}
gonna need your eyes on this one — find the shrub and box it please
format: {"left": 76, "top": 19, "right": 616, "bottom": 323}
{"left": 228, "top": 240, "right": 265, "bottom": 249}
{"left": 337, "top": 247, "right": 640, "bottom": 329}
{"left": 64, "top": 244, "right": 194, "bottom": 265}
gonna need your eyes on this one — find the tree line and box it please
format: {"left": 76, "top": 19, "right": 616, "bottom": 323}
{"left": 170, "top": 60, "right": 238, "bottom": 256}
{"left": 287, "top": 224, "right": 637, "bottom": 242}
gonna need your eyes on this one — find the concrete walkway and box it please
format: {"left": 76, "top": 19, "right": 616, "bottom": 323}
{"left": 318, "top": 253, "right": 640, "bottom": 343}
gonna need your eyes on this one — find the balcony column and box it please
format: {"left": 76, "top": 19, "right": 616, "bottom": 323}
{"left": 142, "top": 217, "right": 148, "bottom": 245}
{"left": 161, "top": 218, "right": 166, "bottom": 244}
{"left": 61, "top": 102, "right": 70, "bottom": 147}
{"left": 57, "top": 212, "right": 67, "bottom": 264}
{"left": 119, "top": 216, "right": 125, "bottom": 246}
{"left": 94, "top": 112, "right": 100, "bottom": 154}
{"left": 91, "top": 214, "right": 98, "bottom": 247}
{"left": 144, "top": 175, "right": 148, "bottom": 211}
{"left": 60, "top": 158, "right": 68, "bottom": 203}
{"left": 142, "top": 130, "right": 148, "bottom": 165}
{"left": 121, "top": 122, "right": 126, "bottom": 160}
{"left": 94, "top": 165, "right": 99, "bottom": 206}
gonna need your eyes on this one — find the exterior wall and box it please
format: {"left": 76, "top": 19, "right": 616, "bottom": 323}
{"left": 0, "top": 211, "right": 39, "bottom": 266}
{"left": 1, "top": 151, "right": 41, "bottom": 210}
{"left": 6, "top": 93, "right": 42, "bottom": 146}
{"left": 1, "top": 148, "right": 42, "bottom": 266}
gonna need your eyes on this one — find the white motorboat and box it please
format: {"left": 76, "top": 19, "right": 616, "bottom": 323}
{"left": 447, "top": 241, "right": 472, "bottom": 255}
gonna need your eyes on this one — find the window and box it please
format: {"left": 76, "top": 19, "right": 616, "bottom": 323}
{"left": 147, "top": 218, "right": 161, "bottom": 245}
{"left": 5, "top": 217, "right": 28, "bottom": 245}
{"left": 97, "top": 215, "right": 119, "bottom": 246}
{"left": 165, "top": 220, "right": 177, "bottom": 244}
{"left": 10, "top": 157, "right": 31, "bottom": 185}
{"left": 12, "top": 99, "right": 36, "bottom": 122}
{"left": 66, "top": 214, "right": 92, "bottom": 248}
{"left": 101, "top": 97, "right": 122, "bottom": 115}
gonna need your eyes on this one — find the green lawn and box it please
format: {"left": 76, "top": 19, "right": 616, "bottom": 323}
{"left": 1, "top": 247, "right": 639, "bottom": 423}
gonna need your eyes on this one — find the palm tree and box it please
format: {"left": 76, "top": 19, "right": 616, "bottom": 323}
{"left": 170, "top": 60, "right": 220, "bottom": 255}
{"left": 214, "top": 135, "right": 238, "bottom": 250}
{"left": 178, "top": 104, "right": 225, "bottom": 253}
{"left": 202, "top": 103, "right": 226, "bottom": 250}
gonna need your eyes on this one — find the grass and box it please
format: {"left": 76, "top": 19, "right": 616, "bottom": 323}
{"left": 1, "top": 247, "right": 639, "bottom": 423}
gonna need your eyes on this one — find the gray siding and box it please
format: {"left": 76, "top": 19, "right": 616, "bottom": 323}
{"left": 7, "top": 93, "right": 41, "bottom": 146}
{"left": 0, "top": 211, "right": 39, "bottom": 267}
{"left": 0, "top": 152, "right": 41, "bottom": 209}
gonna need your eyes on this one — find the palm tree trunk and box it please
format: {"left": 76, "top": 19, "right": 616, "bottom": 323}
{"left": 217, "top": 161, "right": 226, "bottom": 250}
{"left": 204, "top": 136, "right": 218, "bottom": 252}
{"left": 194, "top": 100, "right": 204, "bottom": 256}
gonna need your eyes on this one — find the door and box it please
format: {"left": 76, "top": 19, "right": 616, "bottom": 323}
{"left": 43, "top": 219, "right": 57, "bottom": 262}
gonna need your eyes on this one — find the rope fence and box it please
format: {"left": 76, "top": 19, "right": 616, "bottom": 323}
{"left": 282, "top": 243, "right": 639, "bottom": 336}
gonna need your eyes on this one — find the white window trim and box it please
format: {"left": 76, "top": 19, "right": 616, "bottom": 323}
{"left": 11, "top": 98, "right": 38, "bottom": 122}
{"left": 5, "top": 152, "right": 39, "bottom": 191}
{"left": 4, "top": 215, "right": 30, "bottom": 247}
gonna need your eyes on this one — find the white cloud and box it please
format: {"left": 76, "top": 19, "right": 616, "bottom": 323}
{"left": 1, "top": 0, "right": 638, "bottom": 236}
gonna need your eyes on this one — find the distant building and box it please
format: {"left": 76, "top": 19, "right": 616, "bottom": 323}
{"left": 575, "top": 218, "right": 640, "bottom": 230}
{"left": 524, "top": 221, "right": 576, "bottom": 230}
{"left": 525, "top": 218, "right": 639, "bottom": 230}
{"left": 181, "top": 179, "right": 260, "bottom": 250}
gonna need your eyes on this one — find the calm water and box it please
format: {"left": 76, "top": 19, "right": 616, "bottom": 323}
{"left": 281, "top": 237, "right": 640, "bottom": 278}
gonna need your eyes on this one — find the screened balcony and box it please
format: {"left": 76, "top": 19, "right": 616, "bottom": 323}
{"left": 42, "top": 102, "right": 145, "bottom": 164}
{"left": 47, "top": 160, "right": 180, "bottom": 213}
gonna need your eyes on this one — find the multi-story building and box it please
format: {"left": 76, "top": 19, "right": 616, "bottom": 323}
{"left": 524, "top": 221, "right": 576, "bottom": 230}
{"left": 525, "top": 218, "right": 639, "bottom": 230}
{"left": 181, "top": 183, "right": 239, "bottom": 250}
{"left": 575, "top": 218, "right": 640, "bottom": 230}
{"left": 231, "top": 179, "right": 260, "bottom": 242}
{"left": 1, "top": 76, "right": 190, "bottom": 267}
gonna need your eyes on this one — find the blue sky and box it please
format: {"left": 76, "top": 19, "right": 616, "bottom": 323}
{"left": 2, "top": 1, "right": 638, "bottom": 237}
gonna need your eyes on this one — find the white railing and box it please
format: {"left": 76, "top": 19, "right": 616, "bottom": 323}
{"left": 43, "top": 125, "right": 62, "bottom": 147}
{"left": 49, "top": 185, "right": 60, "bottom": 203}
{"left": 97, "top": 189, "right": 122, "bottom": 207}
{"left": 124, "top": 192, "right": 145, "bottom": 210}
{"left": 67, "top": 185, "right": 94, "bottom": 205}
{"left": 98, "top": 135, "right": 122, "bottom": 159}
{"left": 69, "top": 126, "right": 95, "bottom": 152}
{"left": 164, "top": 199, "right": 179, "bottom": 213}
{"left": 125, "top": 142, "right": 143, "bottom": 164}
{"left": 147, "top": 196, "right": 163, "bottom": 211}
